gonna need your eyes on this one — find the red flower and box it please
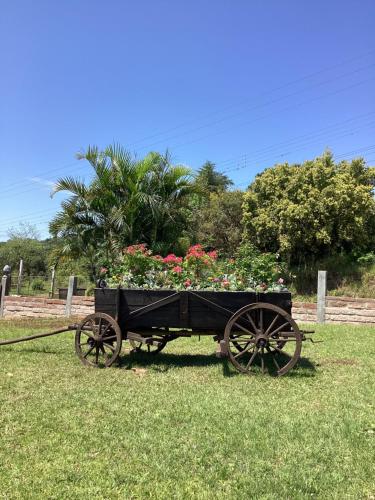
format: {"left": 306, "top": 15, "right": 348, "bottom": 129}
{"left": 172, "top": 265, "right": 183, "bottom": 273}
{"left": 207, "top": 250, "right": 218, "bottom": 260}
{"left": 187, "top": 244, "right": 205, "bottom": 258}
{"left": 163, "top": 254, "right": 183, "bottom": 264}
{"left": 222, "top": 279, "right": 230, "bottom": 288}
{"left": 184, "top": 279, "right": 192, "bottom": 287}
{"left": 124, "top": 243, "right": 147, "bottom": 255}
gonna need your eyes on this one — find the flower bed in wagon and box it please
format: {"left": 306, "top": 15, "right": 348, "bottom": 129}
{"left": 102, "top": 243, "right": 286, "bottom": 292}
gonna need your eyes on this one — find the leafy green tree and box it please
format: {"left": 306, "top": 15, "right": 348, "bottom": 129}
{"left": 194, "top": 161, "right": 233, "bottom": 194}
{"left": 192, "top": 190, "right": 244, "bottom": 256}
{"left": 49, "top": 145, "right": 195, "bottom": 265}
{"left": 242, "top": 152, "right": 375, "bottom": 264}
{"left": 0, "top": 231, "right": 48, "bottom": 276}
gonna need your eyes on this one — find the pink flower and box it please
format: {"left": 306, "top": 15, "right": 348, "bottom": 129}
{"left": 153, "top": 255, "right": 163, "bottom": 261}
{"left": 172, "top": 265, "right": 183, "bottom": 273}
{"left": 124, "top": 243, "right": 147, "bottom": 255}
{"left": 163, "top": 254, "right": 183, "bottom": 264}
{"left": 207, "top": 250, "right": 218, "bottom": 260}
{"left": 187, "top": 244, "right": 205, "bottom": 258}
{"left": 278, "top": 277, "right": 284, "bottom": 284}
{"left": 184, "top": 279, "right": 192, "bottom": 287}
{"left": 100, "top": 267, "right": 108, "bottom": 274}
{"left": 222, "top": 280, "right": 230, "bottom": 288}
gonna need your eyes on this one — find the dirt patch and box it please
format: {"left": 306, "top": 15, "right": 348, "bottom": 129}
{"left": 320, "top": 358, "right": 359, "bottom": 366}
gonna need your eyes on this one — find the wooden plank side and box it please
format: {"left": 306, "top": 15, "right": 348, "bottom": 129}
{"left": 95, "top": 288, "right": 293, "bottom": 332}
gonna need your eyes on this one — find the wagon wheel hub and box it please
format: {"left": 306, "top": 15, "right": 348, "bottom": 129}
{"left": 255, "top": 334, "right": 269, "bottom": 348}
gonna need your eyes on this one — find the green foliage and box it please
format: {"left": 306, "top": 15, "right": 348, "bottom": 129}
{"left": 192, "top": 190, "right": 244, "bottom": 256}
{"left": 235, "top": 242, "right": 284, "bottom": 286}
{"left": 49, "top": 145, "right": 196, "bottom": 266}
{"left": 194, "top": 160, "right": 233, "bottom": 194}
{"left": 242, "top": 152, "right": 375, "bottom": 263}
{"left": 30, "top": 278, "right": 46, "bottom": 291}
{"left": 357, "top": 252, "right": 375, "bottom": 265}
{"left": 0, "top": 238, "right": 49, "bottom": 275}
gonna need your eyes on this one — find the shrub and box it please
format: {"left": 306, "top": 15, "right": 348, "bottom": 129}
{"left": 31, "top": 278, "right": 46, "bottom": 291}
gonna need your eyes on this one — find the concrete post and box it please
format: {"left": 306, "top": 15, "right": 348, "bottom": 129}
{"left": 65, "top": 276, "right": 77, "bottom": 317}
{"left": 317, "top": 270, "right": 327, "bottom": 323}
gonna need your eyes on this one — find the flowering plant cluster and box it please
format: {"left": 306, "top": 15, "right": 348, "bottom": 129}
{"left": 104, "top": 243, "right": 287, "bottom": 292}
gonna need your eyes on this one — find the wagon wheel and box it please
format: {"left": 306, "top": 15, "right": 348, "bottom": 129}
{"left": 75, "top": 313, "right": 122, "bottom": 367}
{"left": 129, "top": 338, "right": 167, "bottom": 354}
{"left": 129, "top": 327, "right": 168, "bottom": 354}
{"left": 224, "top": 303, "right": 302, "bottom": 376}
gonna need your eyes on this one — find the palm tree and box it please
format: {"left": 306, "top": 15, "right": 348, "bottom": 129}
{"left": 49, "top": 144, "right": 194, "bottom": 264}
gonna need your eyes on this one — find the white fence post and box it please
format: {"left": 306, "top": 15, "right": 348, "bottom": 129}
{"left": 49, "top": 266, "right": 56, "bottom": 298}
{"left": 16, "top": 259, "right": 23, "bottom": 295}
{"left": 317, "top": 270, "right": 327, "bottom": 323}
{"left": 0, "top": 276, "right": 8, "bottom": 317}
{"left": 65, "top": 276, "right": 77, "bottom": 317}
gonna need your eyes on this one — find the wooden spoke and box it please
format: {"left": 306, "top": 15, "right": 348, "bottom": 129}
{"left": 245, "top": 313, "right": 259, "bottom": 334}
{"left": 233, "top": 322, "right": 254, "bottom": 336}
{"left": 81, "top": 330, "right": 96, "bottom": 340}
{"left": 245, "top": 347, "right": 259, "bottom": 370}
{"left": 259, "top": 309, "right": 264, "bottom": 334}
{"left": 271, "top": 345, "right": 292, "bottom": 357}
{"left": 103, "top": 342, "right": 116, "bottom": 352}
{"left": 234, "top": 342, "right": 255, "bottom": 359}
{"left": 83, "top": 345, "right": 95, "bottom": 358}
{"left": 266, "top": 346, "right": 281, "bottom": 371}
{"left": 100, "top": 321, "right": 112, "bottom": 337}
{"left": 102, "top": 335, "right": 118, "bottom": 342}
{"left": 267, "top": 322, "right": 290, "bottom": 338}
{"left": 265, "top": 313, "right": 280, "bottom": 336}
{"left": 100, "top": 345, "right": 109, "bottom": 360}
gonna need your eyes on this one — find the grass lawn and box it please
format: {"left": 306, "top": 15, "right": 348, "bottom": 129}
{"left": 0, "top": 319, "right": 374, "bottom": 499}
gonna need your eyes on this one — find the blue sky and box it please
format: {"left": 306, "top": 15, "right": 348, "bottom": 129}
{"left": 1, "top": 0, "right": 375, "bottom": 240}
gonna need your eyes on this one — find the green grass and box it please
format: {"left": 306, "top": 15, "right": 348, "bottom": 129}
{"left": 0, "top": 319, "right": 374, "bottom": 499}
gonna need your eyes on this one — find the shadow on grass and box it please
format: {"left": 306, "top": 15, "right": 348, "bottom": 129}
{"left": 119, "top": 350, "right": 317, "bottom": 378}
{"left": 120, "top": 351, "right": 223, "bottom": 372}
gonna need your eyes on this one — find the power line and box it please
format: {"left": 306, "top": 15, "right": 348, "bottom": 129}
{"left": 120, "top": 49, "right": 375, "bottom": 149}
{"left": 2, "top": 51, "right": 375, "bottom": 195}
{"left": 221, "top": 120, "right": 375, "bottom": 174}
{"left": 168, "top": 74, "right": 375, "bottom": 154}
{"left": 134, "top": 62, "right": 375, "bottom": 153}
{"left": 215, "top": 111, "right": 375, "bottom": 171}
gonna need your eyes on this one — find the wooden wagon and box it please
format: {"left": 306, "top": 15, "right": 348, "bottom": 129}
{"left": 73, "top": 287, "right": 311, "bottom": 376}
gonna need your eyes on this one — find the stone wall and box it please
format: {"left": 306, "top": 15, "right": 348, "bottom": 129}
{"left": 2, "top": 294, "right": 375, "bottom": 325}
{"left": 291, "top": 302, "right": 317, "bottom": 323}
{"left": 325, "top": 296, "right": 375, "bottom": 325}
{"left": 2, "top": 295, "right": 94, "bottom": 318}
